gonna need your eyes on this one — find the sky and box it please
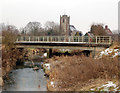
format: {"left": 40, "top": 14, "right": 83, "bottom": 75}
{"left": 0, "top": 0, "right": 119, "bottom": 34}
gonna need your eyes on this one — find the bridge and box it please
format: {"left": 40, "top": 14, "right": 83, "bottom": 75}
{"left": 15, "top": 36, "right": 112, "bottom": 57}
{"left": 16, "top": 36, "right": 111, "bottom": 49}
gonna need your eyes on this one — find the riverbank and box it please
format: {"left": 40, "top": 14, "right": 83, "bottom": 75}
{"left": 2, "top": 45, "right": 25, "bottom": 87}
{"left": 43, "top": 55, "right": 118, "bottom": 91}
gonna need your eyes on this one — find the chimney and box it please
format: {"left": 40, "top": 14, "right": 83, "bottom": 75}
{"left": 105, "top": 25, "right": 108, "bottom": 29}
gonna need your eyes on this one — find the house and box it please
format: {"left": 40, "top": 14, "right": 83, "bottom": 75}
{"left": 84, "top": 32, "right": 94, "bottom": 42}
{"left": 104, "top": 25, "right": 113, "bottom": 35}
{"left": 69, "top": 25, "right": 82, "bottom": 36}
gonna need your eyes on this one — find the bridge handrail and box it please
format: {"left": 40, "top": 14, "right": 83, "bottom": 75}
{"left": 16, "top": 36, "right": 112, "bottom": 45}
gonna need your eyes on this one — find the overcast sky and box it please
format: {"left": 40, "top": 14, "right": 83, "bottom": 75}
{"left": 0, "top": 0, "right": 119, "bottom": 34}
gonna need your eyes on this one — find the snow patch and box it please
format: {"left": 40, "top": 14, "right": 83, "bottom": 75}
{"left": 101, "top": 81, "right": 116, "bottom": 88}
{"left": 90, "top": 81, "right": 119, "bottom": 91}
{"left": 50, "top": 81, "right": 54, "bottom": 87}
{"left": 98, "top": 48, "right": 119, "bottom": 58}
{"left": 51, "top": 81, "right": 54, "bottom": 85}
{"left": 44, "top": 63, "right": 50, "bottom": 70}
{"left": 43, "top": 53, "right": 47, "bottom": 57}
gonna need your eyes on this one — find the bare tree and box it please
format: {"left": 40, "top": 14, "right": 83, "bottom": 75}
{"left": 2, "top": 24, "right": 19, "bottom": 48}
{"left": 44, "top": 21, "right": 60, "bottom": 36}
{"left": 23, "top": 22, "right": 42, "bottom": 36}
{"left": 90, "top": 24, "right": 107, "bottom": 36}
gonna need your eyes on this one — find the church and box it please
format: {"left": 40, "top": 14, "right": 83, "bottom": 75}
{"left": 60, "top": 15, "right": 82, "bottom": 36}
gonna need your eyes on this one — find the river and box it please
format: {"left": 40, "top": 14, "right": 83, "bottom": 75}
{"left": 3, "top": 61, "right": 48, "bottom": 91}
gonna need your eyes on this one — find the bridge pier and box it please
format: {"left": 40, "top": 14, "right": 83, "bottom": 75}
{"left": 49, "top": 48, "right": 52, "bottom": 58}
{"left": 92, "top": 47, "right": 96, "bottom": 58}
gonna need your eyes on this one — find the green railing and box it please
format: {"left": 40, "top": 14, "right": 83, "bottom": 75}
{"left": 16, "top": 36, "right": 112, "bottom": 44}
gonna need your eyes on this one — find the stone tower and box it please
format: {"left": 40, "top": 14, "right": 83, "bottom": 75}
{"left": 60, "top": 15, "right": 70, "bottom": 36}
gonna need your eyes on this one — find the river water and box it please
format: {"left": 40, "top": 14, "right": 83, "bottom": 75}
{"left": 3, "top": 62, "right": 48, "bottom": 91}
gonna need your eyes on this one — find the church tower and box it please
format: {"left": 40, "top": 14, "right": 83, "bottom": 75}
{"left": 60, "top": 15, "right": 70, "bottom": 36}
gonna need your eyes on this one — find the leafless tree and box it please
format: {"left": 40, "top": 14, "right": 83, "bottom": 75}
{"left": 90, "top": 23, "right": 107, "bottom": 36}
{"left": 23, "top": 22, "right": 42, "bottom": 36}
{"left": 2, "top": 24, "right": 19, "bottom": 48}
{"left": 44, "top": 21, "right": 60, "bottom": 36}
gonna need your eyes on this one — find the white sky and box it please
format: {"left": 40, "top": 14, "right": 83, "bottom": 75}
{"left": 0, "top": 0, "right": 119, "bottom": 34}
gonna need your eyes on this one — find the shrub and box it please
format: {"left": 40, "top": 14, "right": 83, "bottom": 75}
{"left": 48, "top": 55, "right": 118, "bottom": 89}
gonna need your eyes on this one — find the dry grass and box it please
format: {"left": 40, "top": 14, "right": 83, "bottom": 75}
{"left": 2, "top": 47, "right": 25, "bottom": 77}
{"left": 47, "top": 55, "right": 119, "bottom": 90}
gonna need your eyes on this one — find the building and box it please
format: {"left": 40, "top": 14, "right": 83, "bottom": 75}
{"left": 60, "top": 14, "right": 82, "bottom": 36}
{"left": 60, "top": 15, "right": 70, "bottom": 36}
{"left": 104, "top": 25, "right": 113, "bottom": 35}
{"left": 70, "top": 25, "right": 82, "bottom": 36}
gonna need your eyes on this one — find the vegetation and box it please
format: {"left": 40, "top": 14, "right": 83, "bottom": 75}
{"left": 20, "top": 21, "right": 61, "bottom": 36}
{"left": 90, "top": 24, "right": 107, "bottom": 36}
{"left": 47, "top": 55, "right": 118, "bottom": 91}
{"left": 1, "top": 24, "right": 24, "bottom": 78}
{"left": 2, "top": 25, "right": 19, "bottom": 48}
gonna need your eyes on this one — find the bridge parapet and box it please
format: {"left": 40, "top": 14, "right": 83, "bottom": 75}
{"left": 16, "top": 36, "right": 111, "bottom": 45}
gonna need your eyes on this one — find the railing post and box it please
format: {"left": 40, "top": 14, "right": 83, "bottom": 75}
{"left": 16, "top": 38, "right": 18, "bottom": 42}
{"left": 47, "top": 36, "right": 48, "bottom": 42}
{"left": 29, "top": 37, "right": 30, "bottom": 42}
{"left": 51, "top": 37, "right": 52, "bottom": 42}
{"left": 69, "top": 37, "right": 70, "bottom": 42}
{"left": 88, "top": 36, "right": 90, "bottom": 43}
{"left": 99, "top": 36, "right": 100, "bottom": 44}
{"left": 82, "top": 36, "right": 83, "bottom": 43}
{"left": 21, "top": 37, "right": 23, "bottom": 41}
{"left": 109, "top": 36, "right": 111, "bottom": 44}
{"left": 58, "top": 36, "right": 59, "bottom": 42}
{"left": 96, "top": 36, "right": 97, "bottom": 44}
{"left": 103, "top": 36, "right": 105, "bottom": 44}
{"left": 38, "top": 37, "right": 39, "bottom": 42}
{"left": 43, "top": 36, "right": 44, "bottom": 41}
{"left": 78, "top": 37, "right": 79, "bottom": 42}
{"left": 37, "top": 37, "right": 38, "bottom": 41}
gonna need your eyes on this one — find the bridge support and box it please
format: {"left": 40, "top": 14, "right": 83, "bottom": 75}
{"left": 92, "top": 47, "right": 96, "bottom": 58}
{"left": 49, "top": 48, "right": 52, "bottom": 58}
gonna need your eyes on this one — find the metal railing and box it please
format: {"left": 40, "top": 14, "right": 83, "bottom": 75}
{"left": 16, "top": 36, "right": 112, "bottom": 44}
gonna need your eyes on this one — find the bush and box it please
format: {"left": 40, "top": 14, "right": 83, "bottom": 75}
{"left": 48, "top": 55, "right": 118, "bottom": 89}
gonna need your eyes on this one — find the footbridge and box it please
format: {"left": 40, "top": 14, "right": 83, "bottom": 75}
{"left": 15, "top": 36, "right": 112, "bottom": 57}
{"left": 16, "top": 36, "right": 111, "bottom": 50}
